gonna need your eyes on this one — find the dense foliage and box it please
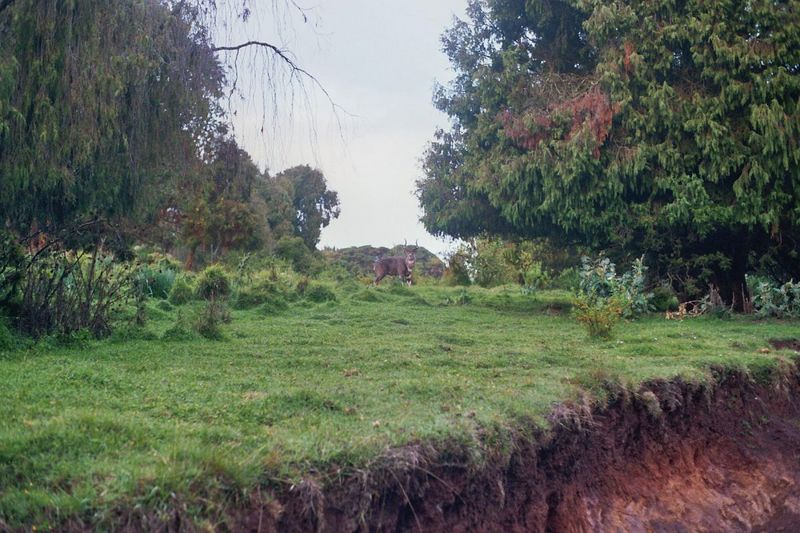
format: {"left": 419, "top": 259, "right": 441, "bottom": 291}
{"left": 418, "top": 0, "right": 800, "bottom": 308}
{"left": 0, "top": 0, "right": 225, "bottom": 231}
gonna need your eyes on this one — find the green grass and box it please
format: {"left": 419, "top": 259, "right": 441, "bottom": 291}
{"left": 1, "top": 285, "right": 798, "bottom": 528}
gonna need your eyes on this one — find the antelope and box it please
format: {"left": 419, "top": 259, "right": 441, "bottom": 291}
{"left": 374, "top": 241, "right": 418, "bottom": 286}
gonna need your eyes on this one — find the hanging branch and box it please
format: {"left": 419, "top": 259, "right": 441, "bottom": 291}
{"left": 211, "top": 40, "right": 339, "bottom": 111}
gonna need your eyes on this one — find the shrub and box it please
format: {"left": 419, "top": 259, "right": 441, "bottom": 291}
{"left": 275, "top": 236, "right": 316, "bottom": 274}
{"left": 168, "top": 275, "right": 195, "bottom": 305}
{"left": 259, "top": 296, "right": 289, "bottom": 315}
{"left": 573, "top": 295, "right": 623, "bottom": 338}
{"left": 551, "top": 267, "right": 580, "bottom": 291}
{"left": 132, "top": 265, "right": 176, "bottom": 299}
{"left": 304, "top": 283, "right": 337, "bottom": 303}
{"left": 162, "top": 312, "right": 196, "bottom": 341}
{"left": 651, "top": 285, "right": 679, "bottom": 312}
{"left": 578, "top": 256, "right": 653, "bottom": 318}
{"left": 18, "top": 249, "right": 131, "bottom": 338}
{"left": 752, "top": 280, "right": 800, "bottom": 318}
{"left": 195, "top": 265, "right": 232, "bottom": 302}
{"left": 195, "top": 300, "right": 229, "bottom": 340}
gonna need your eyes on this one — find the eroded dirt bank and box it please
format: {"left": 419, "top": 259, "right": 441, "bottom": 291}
{"left": 236, "top": 364, "right": 800, "bottom": 533}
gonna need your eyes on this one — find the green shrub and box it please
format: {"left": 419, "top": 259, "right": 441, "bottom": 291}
{"left": 195, "top": 301, "right": 228, "bottom": 340}
{"left": 752, "top": 280, "right": 800, "bottom": 318}
{"left": 132, "top": 265, "right": 176, "bottom": 299}
{"left": 162, "top": 312, "right": 196, "bottom": 341}
{"left": 0, "top": 318, "right": 22, "bottom": 351}
{"left": 304, "top": 283, "right": 337, "bottom": 303}
{"left": 259, "top": 296, "right": 289, "bottom": 315}
{"left": 551, "top": 267, "right": 580, "bottom": 291}
{"left": 578, "top": 256, "right": 653, "bottom": 318}
{"left": 275, "top": 236, "right": 317, "bottom": 274}
{"left": 651, "top": 286, "right": 679, "bottom": 312}
{"left": 169, "top": 275, "right": 195, "bottom": 305}
{"left": 196, "top": 265, "right": 232, "bottom": 302}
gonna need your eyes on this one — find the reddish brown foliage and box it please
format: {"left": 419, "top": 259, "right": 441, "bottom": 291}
{"left": 500, "top": 86, "right": 618, "bottom": 158}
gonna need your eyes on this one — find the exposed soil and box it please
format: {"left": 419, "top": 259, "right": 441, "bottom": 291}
{"left": 45, "top": 363, "right": 800, "bottom": 532}
{"left": 770, "top": 338, "right": 800, "bottom": 352}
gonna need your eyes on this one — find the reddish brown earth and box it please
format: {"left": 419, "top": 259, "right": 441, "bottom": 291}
{"left": 55, "top": 365, "right": 800, "bottom": 532}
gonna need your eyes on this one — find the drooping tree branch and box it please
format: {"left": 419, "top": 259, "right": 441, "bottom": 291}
{"left": 212, "top": 40, "right": 336, "bottom": 105}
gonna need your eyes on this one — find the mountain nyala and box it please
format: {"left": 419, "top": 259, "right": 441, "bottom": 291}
{"left": 374, "top": 242, "right": 418, "bottom": 285}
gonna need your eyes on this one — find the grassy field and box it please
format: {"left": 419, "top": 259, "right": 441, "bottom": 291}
{"left": 2, "top": 284, "right": 799, "bottom": 528}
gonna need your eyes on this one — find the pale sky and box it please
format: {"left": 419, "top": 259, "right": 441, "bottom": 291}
{"left": 216, "top": 1, "right": 468, "bottom": 257}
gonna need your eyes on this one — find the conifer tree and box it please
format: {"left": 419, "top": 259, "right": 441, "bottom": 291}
{"left": 418, "top": 0, "right": 800, "bottom": 307}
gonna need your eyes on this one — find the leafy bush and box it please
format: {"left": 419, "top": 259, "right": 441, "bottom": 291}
{"left": 752, "top": 280, "right": 800, "bottom": 318}
{"left": 195, "top": 300, "right": 229, "bottom": 340}
{"left": 275, "top": 236, "right": 317, "bottom": 274}
{"left": 578, "top": 256, "right": 653, "bottom": 318}
{"left": 195, "top": 265, "right": 232, "bottom": 302}
{"left": 651, "top": 285, "right": 679, "bottom": 312}
{"left": 304, "top": 283, "right": 337, "bottom": 303}
{"left": 168, "top": 275, "right": 195, "bottom": 305}
{"left": 132, "top": 265, "right": 176, "bottom": 299}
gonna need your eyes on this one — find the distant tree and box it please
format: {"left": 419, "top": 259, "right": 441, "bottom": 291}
{"left": 418, "top": 0, "right": 800, "bottom": 308}
{"left": 276, "top": 165, "right": 340, "bottom": 249}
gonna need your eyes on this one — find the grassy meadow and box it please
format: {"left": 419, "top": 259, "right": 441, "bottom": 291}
{"left": 2, "top": 283, "right": 799, "bottom": 528}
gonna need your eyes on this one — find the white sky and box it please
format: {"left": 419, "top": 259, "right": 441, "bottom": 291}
{"left": 217, "top": 1, "right": 467, "bottom": 257}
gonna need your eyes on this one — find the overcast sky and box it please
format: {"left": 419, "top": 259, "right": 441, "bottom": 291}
{"left": 217, "top": 1, "right": 467, "bottom": 256}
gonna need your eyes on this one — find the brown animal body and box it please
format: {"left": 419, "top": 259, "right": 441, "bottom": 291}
{"left": 374, "top": 244, "right": 417, "bottom": 285}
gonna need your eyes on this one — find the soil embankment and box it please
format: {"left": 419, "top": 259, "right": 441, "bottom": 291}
{"left": 242, "top": 364, "right": 800, "bottom": 532}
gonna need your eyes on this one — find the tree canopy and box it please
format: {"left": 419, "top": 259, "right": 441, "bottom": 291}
{"left": 418, "top": 0, "right": 800, "bottom": 306}
{"left": 0, "top": 0, "right": 225, "bottom": 231}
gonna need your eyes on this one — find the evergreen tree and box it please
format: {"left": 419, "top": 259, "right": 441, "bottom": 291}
{"left": 418, "top": 0, "right": 800, "bottom": 307}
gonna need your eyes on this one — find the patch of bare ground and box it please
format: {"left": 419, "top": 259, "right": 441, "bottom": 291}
{"left": 56, "top": 363, "right": 800, "bottom": 532}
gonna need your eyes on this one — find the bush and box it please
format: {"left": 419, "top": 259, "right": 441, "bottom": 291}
{"left": 752, "top": 280, "right": 800, "bottom": 318}
{"left": 195, "top": 300, "right": 229, "bottom": 340}
{"left": 0, "top": 318, "right": 22, "bottom": 351}
{"left": 132, "top": 265, "right": 176, "bottom": 299}
{"left": 304, "top": 283, "right": 337, "bottom": 303}
{"left": 259, "top": 296, "right": 289, "bottom": 315}
{"left": 651, "top": 285, "right": 679, "bottom": 312}
{"left": 275, "top": 236, "right": 316, "bottom": 274}
{"left": 195, "top": 265, "right": 232, "bottom": 302}
{"left": 551, "top": 267, "right": 580, "bottom": 291}
{"left": 578, "top": 256, "right": 653, "bottom": 318}
{"left": 162, "top": 312, "right": 196, "bottom": 341}
{"left": 18, "top": 249, "right": 131, "bottom": 338}
{"left": 573, "top": 295, "right": 623, "bottom": 338}
{"left": 168, "top": 275, "right": 195, "bottom": 305}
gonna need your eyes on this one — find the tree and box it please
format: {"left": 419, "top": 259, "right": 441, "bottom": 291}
{"left": 275, "top": 165, "right": 340, "bottom": 249}
{"left": 418, "top": 0, "right": 800, "bottom": 308}
{"left": 0, "top": 0, "right": 225, "bottom": 232}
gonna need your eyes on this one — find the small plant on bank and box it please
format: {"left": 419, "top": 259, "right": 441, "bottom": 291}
{"left": 573, "top": 294, "right": 623, "bottom": 338}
